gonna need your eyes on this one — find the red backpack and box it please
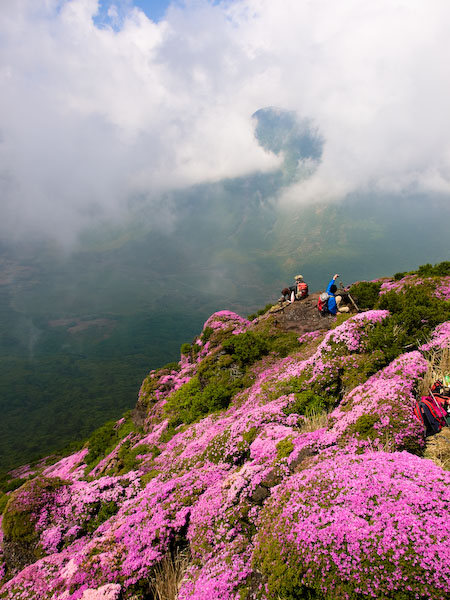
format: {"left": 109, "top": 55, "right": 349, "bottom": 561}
{"left": 414, "top": 396, "right": 447, "bottom": 435}
{"left": 297, "top": 281, "right": 308, "bottom": 298}
{"left": 317, "top": 292, "right": 329, "bottom": 315}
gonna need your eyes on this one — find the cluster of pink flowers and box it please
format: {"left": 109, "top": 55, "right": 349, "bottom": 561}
{"left": 79, "top": 584, "right": 122, "bottom": 600}
{"left": 7, "top": 456, "right": 52, "bottom": 482}
{"left": 297, "top": 330, "right": 322, "bottom": 344}
{"left": 433, "top": 277, "right": 450, "bottom": 300}
{"left": 379, "top": 273, "right": 450, "bottom": 302}
{"left": 42, "top": 449, "right": 88, "bottom": 482}
{"left": 328, "top": 351, "right": 428, "bottom": 452}
{"left": 255, "top": 451, "right": 450, "bottom": 599}
{"left": 420, "top": 321, "right": 450, "bottom": 351}
{"left": 379, "top": 274, "right": 423, "bottom": 294}
{"left": 203, "top": 310, "right": 250, "bottom": 335}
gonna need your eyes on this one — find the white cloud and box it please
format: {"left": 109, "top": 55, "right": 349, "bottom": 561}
{"left": 1, "top": 0, "right": 450, "bottom": 241}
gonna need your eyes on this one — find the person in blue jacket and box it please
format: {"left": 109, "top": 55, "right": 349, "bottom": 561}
{"left": 326, "top": 274, "right": 350, "bottom": 314}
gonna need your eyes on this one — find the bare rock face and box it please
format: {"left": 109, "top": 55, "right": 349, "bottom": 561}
{"left": 270, "top": 293, "right": 335, "bottom": 334}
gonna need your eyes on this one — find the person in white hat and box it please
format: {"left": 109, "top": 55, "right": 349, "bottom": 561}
{"left": 280, "top": 275, "right": 309, "bottom": 303}
{"left": 292, "top": 275, "right": 309, "bottom": 302}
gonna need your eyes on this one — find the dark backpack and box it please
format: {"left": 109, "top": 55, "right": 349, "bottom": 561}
{"left": 317, "top": 292, "right": 329, "bottom": 316}
{"left": 414, "top": 397, "right": 446, "bottom": 436}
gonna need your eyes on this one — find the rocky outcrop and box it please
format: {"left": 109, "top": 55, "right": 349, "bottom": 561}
{"left": 269, "top": 293, "right": 336, "bottom": 333}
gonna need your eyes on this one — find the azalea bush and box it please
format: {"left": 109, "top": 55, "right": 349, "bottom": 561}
{"left": 255, "top": 452, "right": 450, "bottom": 600}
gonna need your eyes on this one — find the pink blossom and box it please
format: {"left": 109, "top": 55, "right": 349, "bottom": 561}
{"left": 420, "top": 321, "right": 450, "bottom": 351}
{"left": 79, "top": 584, "right": 121, "bottom": 600}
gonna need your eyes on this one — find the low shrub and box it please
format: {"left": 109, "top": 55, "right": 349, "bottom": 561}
{"left": 3, "top": 477, "right": 65, "bottom": 546}
{"left": 180, "top": 343, "right": 191, "bottom": 356}
{"left": 165, "top": 375, "right": 239, "bottom": 425}
{"left": 222, "top": 331, "right": 269, "bottom": 366}
{"left": 85, "top": 413, "right": 136, "bottom": 467}
{"left": 348, "top": 281, "right": 382, "bottom": 310}
{"left": 284, "top": 390, "right": 328, "bottom": 416}
{"left": 247, "top": 303, "right": 274, "bottom": 321}
{"left": 85, "top": 500, "right": 120, "bottom": 533}
{"left": 417, "top": 261, "right": 450, "bottom": 277}
{"left": 113, "top": 443, "right": 151, "bottom": 475}
{"left": 255, "top": 452, "right": 450, "bottom": 600}
{"left": 275, "top": 438, "right": 294, "bottom": 460}
{"left": 350, "top": 414, "right": 380, "bottom": 440}
{"left": 0, "top": 493, "right": 8, "bottom": 515}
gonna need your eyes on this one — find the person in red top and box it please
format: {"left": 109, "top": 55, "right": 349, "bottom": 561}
{"left": 293, "top": 274, "right": 308, "bottom": 301}
{"left": 280, "top": 275, "right": 309, "bottom": 303}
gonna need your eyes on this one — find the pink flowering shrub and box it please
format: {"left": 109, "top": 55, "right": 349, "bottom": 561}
{"left": 204, "top": 310, "right": 251, "bottom": 334}
{"left": 434, "top": 277, "right": 450, "bottom": 301}
{"left": 278, "top": 311, "right": 390, "bottom": 406}
{"left": 329, "top": 351, "right": 428, "bottom": 453}
{"left": 42, "top": 449, "right": 88, "bottom": 482}
{"left": 79, "top": 584, "right": 122, "bottom": 600}
{"left": 420, "top": 321, "right": 450, "bottom": 351}
{"left": 179, "top": 540, "right": 254, "bottom": 600}
{"left": 254, "top": 451, "right": 450, "bottom": 600}
{"left": 297, "top": 330, "right": 322, "bottom": 344}
{"left": 379, "top": 273, "right": 450, "bottom": 302}
{"left": 379, "top": 274, "right": 424, "bottom": 294}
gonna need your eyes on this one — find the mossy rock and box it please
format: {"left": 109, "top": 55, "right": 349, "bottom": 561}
{"left": 2, "top": 476, "right": 66, "bottom": 575}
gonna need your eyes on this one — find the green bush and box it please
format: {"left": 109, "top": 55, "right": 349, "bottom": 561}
{"left": 180, "top": 343, "right": 191, "bottom": 356}
{"left": 85, "top": 500, "right": 119, "bottom": 533}
{"left": 222, "top": 331, "right": 269, "bottom": 366}
{"left": 394, "top": 272, "right": 407, "bottom": 281}
{"left": 284, "top": 390, "right": 328, "bottom": 416}
{"left": 162, "top": 361, "right": 180, "bottom": 371}
{"left": 2, "top": 477, "right": 65, "bottom": 544}
{"left": 84, "top": 421, "right": 118, "bottom": 467}
{"left": 248, "top": 303, "right": 275, "bottom": 320}
{"left": 267, "top": 331, "right": 302, "bottom": 358}
{"left": 350, "top": 414, "right": 380, "bottom": 440}
{"left": 85, "top": 413, "right": 136, "bottom": 468}
{"left": 164, "top": 375, "right": 239, "bottom": 425}
{"left": 201, "top": 326, "right": 214, "bottom": 342}
{"left": 417, "top": 262, "right": 450, "bottom": 277}
{"left": 0, "top": 477, "right": 25, "bottom": 495}
{"left": 368, "top": 286, "right": 450, "bottom": 364}
{"left": 113, "top": 443, "right": 151, "bottom": 475}
{"left": 347, "top": 281, "right": 382, "bottom": 310}
{"left": 276, "top": 438, "right": 294, "bottom": 460}
{"left": 0, "top": 493, "right": 8, "bottom": 514}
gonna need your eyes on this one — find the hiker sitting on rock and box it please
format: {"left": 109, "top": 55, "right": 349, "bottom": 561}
{"left": 326, "top": 274, "right": 350, "bottom": 314}
{"left": 281, "top": 275, "right": 309, "bottom": 303}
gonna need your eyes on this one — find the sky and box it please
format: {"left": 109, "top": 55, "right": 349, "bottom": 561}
{"left": 1, "top": 0, "right": 450, "bottom": 242}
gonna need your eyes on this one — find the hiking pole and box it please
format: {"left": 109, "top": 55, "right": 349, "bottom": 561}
{"left": 347, "top": 293, "right": 360, "bottom": 312}
{"left": 339, "top": 283, "right": 360, "bottom": 312}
